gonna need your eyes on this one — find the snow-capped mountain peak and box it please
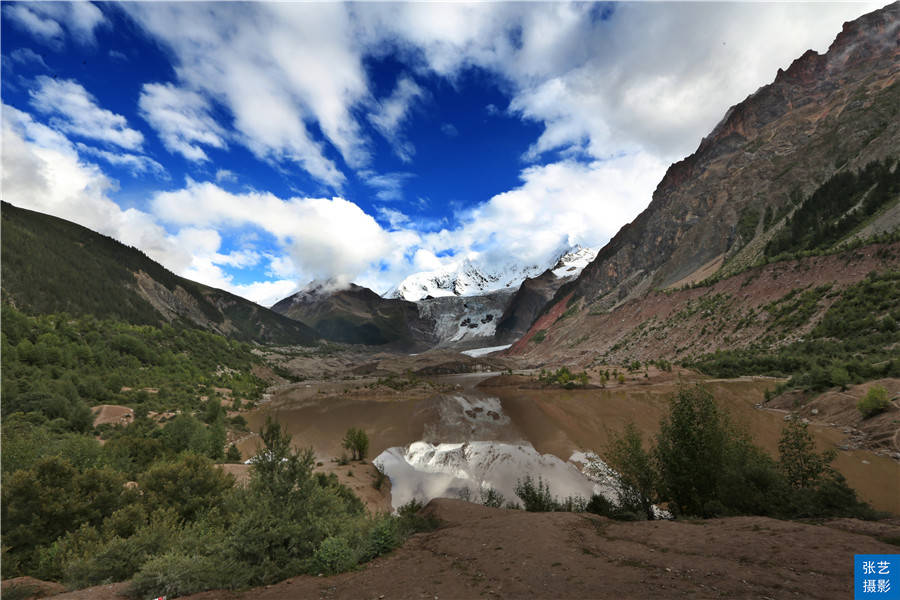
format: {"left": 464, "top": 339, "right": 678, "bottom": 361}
{"left": 386, "top": 246, "right": 598, "bottom": 301}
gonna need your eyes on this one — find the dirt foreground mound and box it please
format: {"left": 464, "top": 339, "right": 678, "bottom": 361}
{"left": 165, "top": 499, "right": 899, "bottom": 600}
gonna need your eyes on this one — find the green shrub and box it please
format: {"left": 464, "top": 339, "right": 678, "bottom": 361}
{"left": 367, "top": 517, "right": 400, "bottom": 558}
{"left": 311, "top": 536, "right": 356, "bottom": 575}
{"left": 537, "top": 367, "right": 589, "bottom": 388}
{"left": 373, "top": 466, "right": 388, "bottom": 491}
{"left": 858, "top": 385, "right": 891, "bottom": 418}
{"left": 130, "top": 552, "right": 233, "bottom": 599}
{"left": 138, "top": 455, "right": 234, "bottom": 522}
{"left": 531, "top": 329, "right": 547, "bottom": 343}
{"left": 778, "top": 419, "right": 836, "bottom": 488}
{"left": 395, "top": 499, "right": 440, "bottom": 535}
{"left": 225, "top": 444, "right": 242, "bottom": 463}
{"left": 655, "top": 386, "right": 731, "bottom": 517}
{"left": 598, "top": 384, "right": 876, "bottom": 520}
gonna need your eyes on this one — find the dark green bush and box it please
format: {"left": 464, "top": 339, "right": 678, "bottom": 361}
{"left": 514, "top": 476, "right": 558, "bottom": 512}
{"left": 311, "top": 536, "right": 356, "bottom": 575}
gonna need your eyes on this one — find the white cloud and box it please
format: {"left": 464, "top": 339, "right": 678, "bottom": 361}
{"left": 232, "top": 279, "right": 300, "bottom": 308}
{"left": 362, "top": 171, "right": 414, "bottom": 202}
{"left": 122, "top": 2, "right": 881, "bottom": 198}
{"left": 76, "top": 143, "right": 167, "bottom": 178}
{"left": 29, "top": 77, "right": 144, "bottom": 150}
{"left": 2, "top": 105, "right": 180, "bottom": 268}
{"left": 124, "top": 2, "right": 373, "bottom": 188}
{"left": 151, "top": 181, "right": 394, "bottom": 290}
{"left": 266, "top": 254, "right": 300, "bottom": 280}
{"left": 369, "top": 76, "right": 425, "bottom": 162}
{"left": 376, "top": 206, "right": 411, "bottom": 229}
{"left": 9, "top": 48, "right": 49, "bottom": 70}
{"left": 421, "top": 153, "right": 668, "bottom": 271}
{"left": 2, "top": 104, "right": 298, "bottom": 307}
{"left": 215, "top": 169, "right": 238, "bottom": 184}
{"left": 6, "top": 2, "right": 106, "bottom": 46}
{"left": 139, "top": 82, "right": 227, "bottom": 162}
{"left": 142, "top": 152, "right": 667, "bottom": 296}
{"left": 6, "top": 5, "right": 65, "bottom": 46}
{"left": 504, "top": 2, "right": 884, "bottom": 162}
{"left": 441, "top": 123, "right": 459, "bottom": 137}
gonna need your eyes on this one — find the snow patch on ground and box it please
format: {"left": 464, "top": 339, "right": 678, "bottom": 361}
{"left": 461, "top": 344, "right": 512, "bottom": 357}
{"left": 375, "top": 441, "right": 617, "bottom": 511}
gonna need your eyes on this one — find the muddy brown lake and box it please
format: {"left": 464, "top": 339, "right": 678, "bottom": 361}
{"left": 246, "top": 373, "right": 899, "bottom": 514}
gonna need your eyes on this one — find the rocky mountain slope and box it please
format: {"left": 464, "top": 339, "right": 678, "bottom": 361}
{"left": 271, "top": 282, "right": 435, "bottom": 349}
{"left": 415, "top": 289, "right": 515, "bottom": 348}
{"left": 511, "top": 2, "right": 900, "bottom": 360}
{"left": 1, "top": 202, "right": 318, "bottom": 345}
{"left": 509, "top": 241, "right": 900, "bottom": 366}
{"left": 565, "top": 3, "right": 897, "bottom": 311}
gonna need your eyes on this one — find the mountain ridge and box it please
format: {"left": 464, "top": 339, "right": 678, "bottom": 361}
{"left": 271, "top": 282, "right": 435, "bottom": 349}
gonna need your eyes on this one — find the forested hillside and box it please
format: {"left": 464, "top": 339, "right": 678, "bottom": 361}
{"left": 1, "top": 202, "right": 318, "bottom": 345}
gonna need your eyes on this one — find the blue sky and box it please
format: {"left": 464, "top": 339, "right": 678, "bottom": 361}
{"left": 1, "top": 1, "right": 880, "bottom": 305}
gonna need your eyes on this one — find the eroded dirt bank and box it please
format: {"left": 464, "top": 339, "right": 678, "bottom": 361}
{"left": 32, "top": 498, "right": 900, "bottom": 600}
{"left": 170, "top": 499, "right": 897, "bottom": 600}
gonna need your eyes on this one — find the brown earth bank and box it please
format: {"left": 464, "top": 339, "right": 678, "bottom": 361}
{"left": 90, "top": 405, "right": 134, "bottom": 428}
{"left": 0, "top": 577, "right": 66, "bottom": 599}
{"left": 507, "top": 241, "right": 900, "bottom": 367}
{"left": 256, "top": 346, "right": 516, "bottom": 384}
{"left": 766, "top": 378, "right": 900, "bottom": 459}
{"left": 38, "top": 499, "right": 900, "bottom": 600}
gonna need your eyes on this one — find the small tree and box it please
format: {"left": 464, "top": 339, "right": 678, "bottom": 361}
{"left": 603, "top": 423, "right": 658, "bottom": 520}
{"left": 252, "top": 416, "right": 315, "bottom": 497}
{"left": 778, "top": 418, "right": 835, "bottom": 489}
{"left": 655, "top": 385, "right": 730, "bottom": 517}
{"left": 225, "top": 443, "right": 242, "bottom": 463}
{"left": 342, "top": 427, "right": 369, "bottom": 461}
{"left": 857, "top": 385, "right": 891, "bottom": 418}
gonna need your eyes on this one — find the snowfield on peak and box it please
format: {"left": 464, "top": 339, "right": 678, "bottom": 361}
{"left": 387, "top": 246, "right": 599, "bottom": 301}
{"left": 551, "top": 246, "right": 599, "bottom": 278}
